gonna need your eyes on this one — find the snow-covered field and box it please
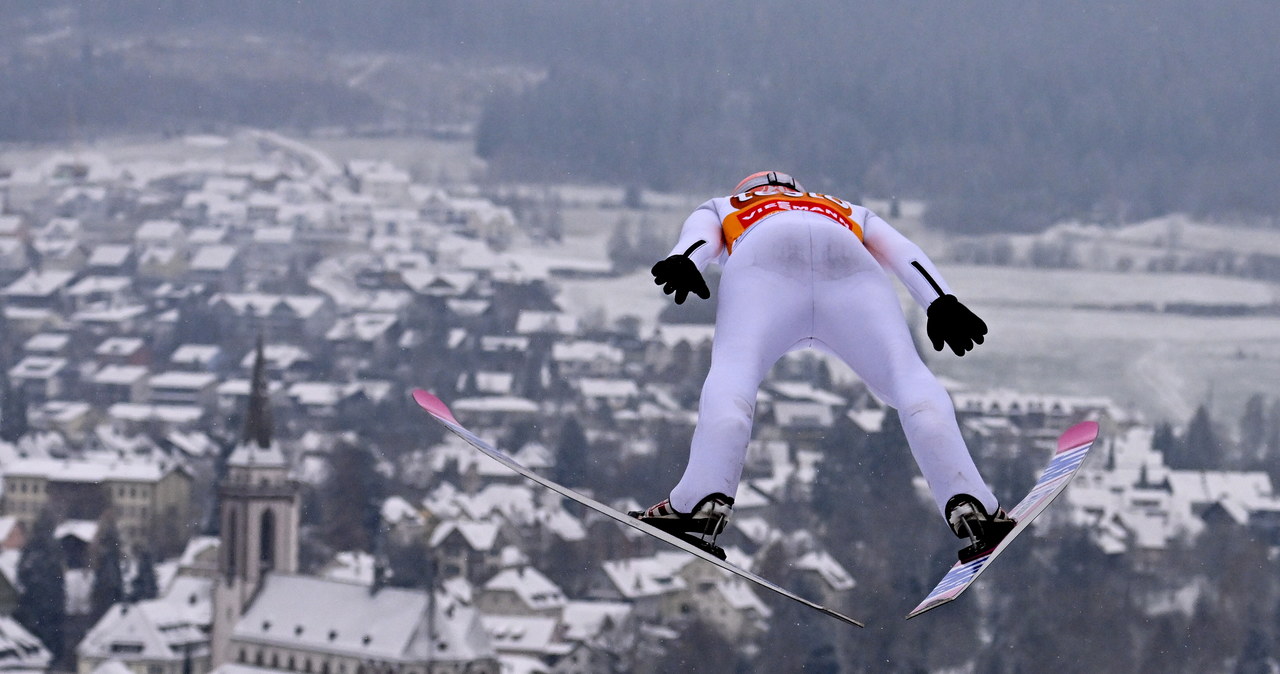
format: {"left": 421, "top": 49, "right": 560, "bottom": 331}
{"left": 531, "top": 220, "right": 1280, "bottom": 426}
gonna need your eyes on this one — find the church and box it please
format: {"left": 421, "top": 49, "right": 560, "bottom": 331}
{"left": 209, "top": 340, "right": 500, "bottom": 674}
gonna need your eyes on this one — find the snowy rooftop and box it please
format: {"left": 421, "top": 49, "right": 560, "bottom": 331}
{"left": 794, "top": 550, "right": 857, "bottom": 592}
{"left": 149, "top": 371, "right": 217, "bottom": 390}
{"left": 650, "top": 323, "right": 716, "bottom": 348}
{"left": 84, "top": 245, "right": 132, "bottom": 271}
{"left": 600, "top": 552, "right": 692, "bottom": 599}
{"left": 552, "top": 340, "right": 625, "bottom": 364}
{"left": 479, "top": 615, "right": 569, "bottom": 657}
{"left": 232, "top": 573, "right": 494, "bottom": 663}
{"left": 23, "top": 332, "right": 70, "bottom": 353}
{"left": 483, "top": 567, "right": 567, "bottom": 612}
{"left": 169, "top": 344, "right": 221, "bottom": 366}
{"left": 9, "top": 356, "right": 68, "bottom": 379}
{"left": 4, "top": 456, "right": 175, "bottom": 483}
{"left": 3, "top": 270, "right": 76, "bottom": 298}
{"left": 91, "top": 364, "right": 148, "bottom": 385}
{"left": 559, "top": 601, "right": 632, "bottom": 642}
{"left": 68, "top": 276, "right": 132, "bottom": 297}
{"left": 136, "top": 220, "right": 184, "bottom": 241}
{"left": 189, "top": 245, "right": 238, "bottom": 271}
{"left": 107, "top": 404, "right": 204, "bottom": 425}
{"left": 429, "top": 519, "right": 502, "bottom": 552}
{"left": 95, "top": 337, "right": 146, "bottom": 357}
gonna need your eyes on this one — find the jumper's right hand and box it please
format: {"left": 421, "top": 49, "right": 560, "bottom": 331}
{"left": 652, "top": 253, "right": 710, "bottom": 305}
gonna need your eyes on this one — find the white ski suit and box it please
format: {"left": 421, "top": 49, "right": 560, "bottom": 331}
{"left": 665, "top": 186, "right": 998, "bottom": 518}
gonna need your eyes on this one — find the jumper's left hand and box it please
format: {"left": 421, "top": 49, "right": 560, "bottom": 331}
{"left": 926, "top": 295, "right": 987, "bottom": 356}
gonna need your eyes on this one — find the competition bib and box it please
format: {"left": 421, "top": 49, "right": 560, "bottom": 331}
{"left": 722, "top": 186, "right": 864, "bottom": 253}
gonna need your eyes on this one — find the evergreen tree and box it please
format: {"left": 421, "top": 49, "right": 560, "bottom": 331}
{"left": 812, "top": 416, "right": 869, "bottom": 527}
{"left": 1268, "top": 399, "right": 1280, "bottom": 455}
{"left": 0, "top": 376, "right": 28, "bottom": 443}
{"left": 90, "top": 518, "right": 124, "bottom": 621}
{"left": 1235, "top": 628, "right": 1273, "bottom": 674}
{"left": 553, "top": 418, "right": 589, "bottom": 487}
{"left": 129, "top": 547, "right": 159, "bottom": 602}
{"left": 606, "top": 218, "right": 636, "bottom": 273}
{"left": 15, "top": 510, "right": 66, "bottom": 658}
{"left": 321, "top": 442, "right": 384, "bottom": 553}
{"left": 632, "top": 216, "right": 669, "bottom": 266}
{"left": 1152, "top": 421, "right": 1177, "bottom": 454}
{"left": 1173, "top": 404, "right": 1221, "bottom": 470}
{"left": 1240, "top": 393, "right": 1268, "bottom": 467}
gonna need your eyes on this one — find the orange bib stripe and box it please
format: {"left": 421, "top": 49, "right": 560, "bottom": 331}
{"left": 723, "top": 193, "right": 863, "bottom": 254}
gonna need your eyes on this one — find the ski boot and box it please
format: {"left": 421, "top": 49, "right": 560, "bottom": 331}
{"left": 630, "top": 493, "right": 734, "bottom": 560}
{"left": 946, "top": 494, "right": 1016, "bottom": 563}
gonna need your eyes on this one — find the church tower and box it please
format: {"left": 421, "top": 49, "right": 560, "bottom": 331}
{"left": 211, "top": 337, "right": 300, "bottom": 667}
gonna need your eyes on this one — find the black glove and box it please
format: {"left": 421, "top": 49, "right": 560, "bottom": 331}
{"left": 651, "top": 241, "right": 711, "bottom": 305}
{"left": 927, "top": 294, "right": 987, "bottom": 356}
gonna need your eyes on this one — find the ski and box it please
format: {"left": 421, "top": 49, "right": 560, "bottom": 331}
{"left": 906, "top": 420, "right": 1100, "bottom": 619}
{"left": 412, "top": 389, "right": 864, "bottom": 628}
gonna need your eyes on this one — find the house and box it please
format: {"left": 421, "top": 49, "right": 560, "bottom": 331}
{"left": 347, "top": 161, "right": 412, "bottom": 206}
{"left": 148, "top": 371, "right": 219, "bottom": 408}
{"left": 169, "top": 344, "right": 225, "bottom": 372}
{"left": 325, "top": 312, "right": 402, "bottom": 363}
{"left": 239, "top": 344, "right": 314, "bottom": 382}
{"left": 95, "top": 336, "right": 151, "bottom": 366}
{"left": 590, "top": 554, "right": 689, "bottom": 624}
{"left": 0, "top": 517, "right": 27, "bottom": 551}
{"left": 22, "top": 332, "right": 71, "bottom": 358}
{"left": 478, "top": 615, "right": 571, "bottom": 663}
{"left": 551, "top": 341, "right": 625, "bottom": 379}
{"left": 0, "top": 616, "right": 51, "bottom": 671}
{"left": 226, "top": 574, "right": 499, "bottom": 674}
{"left": 88, "top": 364, "right": 150, "bottom": 405}
{"left": 590, "top": 550, "right": 770, "bottom": 640}
{"left": 574, "top": 379, "right": 639, "bottom": 411}
{"left": 85, "top": 243, "right": 137, "bottom": 276}
{"left": 208, "top": 293, "right": 335, "bottom": 341}
{"left": 2, "top": 269, "right": 76, "bottom": 310}
{"left": 515, "top": 311, "right": 578, "bottom": 338}
{"left": 32, "top": 401, "right": 95, "bottom": 441}
{"left": 187, "top": 245, "right": 243, "bottom": 289}
{"left": 8, "top": 355, "right": 68, "bottom": 402}
{"left": 77, "top": 575, "right": 214, "bottom": 674}
{"left": 137, "top": 245, "right": 187, "bottom": 282}
{"left": 0, "top": 237, "right": 29, "bottom": 282}
{"left": 450, "top": 397, "right": 541, "bottom": 429}
{"left": 0, "top": 455, "right": 195, "bottom": 550}
{"left": 56, "top": 519, "right": 98, "bottom": 569}
{"left": 792, "top": 549, "right": 857, "bottom": 605}
{"left": 67, "top": 276, "right": 133, "bottom": 312}
{"left": 644, "top": 324, "right": 715, "bottom": 372}
{"left": 477, "top": 566, "right": 568, "bottom": 618}
{"left": 428, "top": 518, "right": 511, "bottom": 585}
{"left": 135, "top": 220, "right": 188, "bottom": 250}
{"left": 553, "top": 601, "right": 635, "bottom": 674}
{"left": 244, "top": 226, "right": 298, "bottom": 281}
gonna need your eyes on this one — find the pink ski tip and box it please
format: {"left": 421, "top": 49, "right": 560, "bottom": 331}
{"left": 412, "top": 389, "right": 458, "bottom": 424}
{"left": 1057, "top": 421, "right": 1100, "bottom": 453}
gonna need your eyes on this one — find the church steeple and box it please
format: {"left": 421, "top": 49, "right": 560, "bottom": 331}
{"left": 242, "top": 335, "right": 272, "bottom": 449}
{"left": 211, "top": 337, "right": 300, "bottom": 668}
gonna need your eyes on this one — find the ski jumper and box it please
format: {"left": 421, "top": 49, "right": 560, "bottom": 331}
{"left": 665, "top": 186, "right": 999, "bottom": 518}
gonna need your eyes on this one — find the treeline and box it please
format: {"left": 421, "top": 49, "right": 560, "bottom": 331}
{"left": 0, "top": 49, "right": 380, "bottom": 141}
{"left": 13, "top": 0, "right": 1280, "bottom": 233}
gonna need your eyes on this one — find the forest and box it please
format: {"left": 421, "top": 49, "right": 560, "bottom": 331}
{"left": 3, "top": 1, "right": 1280, "bottom": 233}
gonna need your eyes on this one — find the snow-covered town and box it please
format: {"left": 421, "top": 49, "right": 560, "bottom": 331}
{"left": 0, "top": 132, "right": 1278, "bottom": 674}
